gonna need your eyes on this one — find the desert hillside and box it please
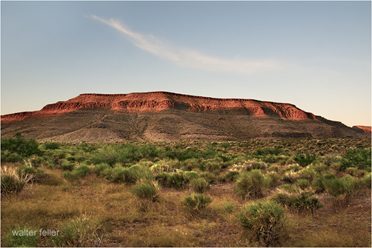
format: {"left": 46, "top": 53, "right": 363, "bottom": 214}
{"left": 1, "top": 92, "right": 369, "bottom": 142}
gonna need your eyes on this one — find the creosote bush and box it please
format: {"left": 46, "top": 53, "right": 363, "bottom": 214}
{"left": 190, "top": 177, "right": 210, "bottom": 193}
{"left": 234, "top": 170, "right": 272, "bottom": 199}
{"left": 272, "top": 188, "right": 323, "bottom": 215}
{"left": 325, "top": 175, "right": 359, "bottom": 204}
{"left": 236, "top": 200, "right": 284, "bottom": 247}
{"left": 294, "top": 151, "right": 317, "bottom": 167}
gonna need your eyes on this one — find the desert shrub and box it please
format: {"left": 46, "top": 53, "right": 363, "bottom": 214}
{"left": 185, "top": 171, "right": 200, "bottom": 181}
{"left": 131, "top": 180, "right": 161, "bottom": 202}
{"left": 273, "top": 188, "right": 323, "bottom": 215}
{"left": 295, "top": 179, "right": 310, "bottom": 190}
{"left": 1, "top": 167, "right": 28, "bottom": 195}
{"left": 93, "top": 163, "right": 110, "bottom": 176}
{"left": 245, "top": 160, "right": 267, "bottom": 171}
{"left": 297, "top": 167, "right": 316, "bottom": 181}
{"left": 200, "top": 172, "right": 217, "bottom": 184}
{"left": 234, "top": 170, "right": 271, "bottom": 199}
{"left": 61, "top": 160, "right": 75, "bottom": 171}
{"left": 312, "top": 176, "right": 326, "bottom": 193}
{"left": 236, "top": 200, "right": 284, "bottom": 246}
{"left": 294, "top": 151, "right": 317, "bottom": 167}
{"left": 224, "top": 202, "right": 234, "bottom": 213}
{"left": 360, "top": 173, "right": 371, "bottom": 188}
{"left": 49, "top": 215, "right": 99, "bottom": 247}
{"left": 268, "top": 170, "right": 280, "bottom": 182}
{"left": 268, "top": 165, "right": 279, "bottom": 173}
{"left": 78, "top": 142, "right": 96, "bottom": 153}
{"left": 5, "top": 225, "right": 39, "bottom": 247}
{"left": 312, "top": 163, "right": 328, "bottom": 173}
{"left": 165, "top": 170, "right": 188, "bottom": 189}
{"left": 325, "top": 175, "right": 359, "bottom": 203}
{"left": 42, "top": 141, "right": 60, "bottom": 150}
{"left": 278, "top": 183, "right": 297, "bottom": 192}
{"left": 137, "top": 143, "right": 158, "bottom": 159}
{"left": 253, "top": 147, "right": 283, "bottom": 157}
{"left": 181, "top": 158, "right": 200, "bottom": 170}
{"left": 345, "top": 167, "right": 366, "bottom": 178}
{"left": 112, "top": 164, "right": 152, "bottom": 184}
{"left": 340, "top": 148, "right": 371, "bottom": 171}
{"left": 90, "top": 146, "right": 120, "bottom": 166}
{"left": 73, "top": 164, "right": 91, "bottom": 179}
{"left": 203, "top": 159, "right": 222, "bottom": 172}
{"left": 190, "top": 178, "right": 210, "bottom": 193}
{"left": 181, "top": 193, "right": 212, "bottom": 212}
{"left": 282, "top": 170, "right": 301, "bottom": 183}
{"left": 1, "top": 133, "right": 41, "bottom": 161}
{"left": 224, "top": 171, "right": 239, "bottom": 182}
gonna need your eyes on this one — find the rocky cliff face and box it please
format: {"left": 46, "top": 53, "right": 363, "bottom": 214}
{"left": 1, "top": 92, "right": 317, "bottom": 123}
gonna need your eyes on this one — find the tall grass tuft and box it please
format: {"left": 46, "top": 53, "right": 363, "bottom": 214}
{"left": 1, "top": 166, "right": 33, "bottom": 195}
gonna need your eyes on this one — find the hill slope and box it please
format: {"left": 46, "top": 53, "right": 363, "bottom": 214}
{"left": 1, "top": 92, "right": 369, "bottom": 142}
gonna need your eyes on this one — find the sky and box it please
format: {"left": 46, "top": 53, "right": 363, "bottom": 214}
{"left": 1, "top": 1, "right": 371, "bottom": 127}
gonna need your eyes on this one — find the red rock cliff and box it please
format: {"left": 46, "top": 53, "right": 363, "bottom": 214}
{"left": 1, "top": 92, "right": 317, "bottom": 123}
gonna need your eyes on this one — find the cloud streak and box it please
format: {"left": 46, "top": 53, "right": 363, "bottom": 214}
{"left": 91, "top": 15, "right": 280, "bottom": 74}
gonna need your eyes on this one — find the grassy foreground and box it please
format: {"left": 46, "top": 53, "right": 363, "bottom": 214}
{"left": 1, "top": 135, "right": 371, "bottom": 247}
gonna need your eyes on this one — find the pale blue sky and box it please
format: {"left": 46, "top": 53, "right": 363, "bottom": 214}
{"left": 1, "top": 1, "right": 371, "bottom": 127}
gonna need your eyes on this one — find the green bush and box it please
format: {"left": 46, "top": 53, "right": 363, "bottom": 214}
{"left": 312, "top": 176, "right": 326, "bottom": 193}
{"left": 268, "top": 165, "right": 279, "bottom": 173}
{"left": 294, "top": 151, "right": 316, "bottom": 167}
{"left": 112, "top": 164, "right": 152, "bottom": 184}
{"left": 49, "top": 215, "right": 98, "bottom": 247}
{"left": 234, "top": 170, "right": 271, "bottom": 199}
{"left": 5, "top": 225, "right": 39, "bottom": 247}
{"left": 60, "top": 159, "right": 74, "bottom": 171}
{"left": 93, "top": 163, "right": 110, "bottom": 176}
{"left": 165, "top": 170, "right": 188, "bottom": 189}
{"left": 340, "top": 148, "right": 371, "bottom": 171}
{"left": 295, "top": 179, "right": 310, "bottom": 190}
{"left": 74, "top": 164, "right": 91, "bottom": 179}
{"left": 236, "top": 200, "right": 284, "bottom": 246}
{"left": 131, "top": 180, "right": 161, "bottom": 202}
{"left": 42, "top": 141, "right": 60, "bottom": 150}
{"left": 1, "top": 133, "right": 41, "bottom": 162}
{"left": 181, "top": 193, "right": 212, "bottom": 212}
{"left": 360, "top": 173, "right": 371, "bottom": 188}
{"left": 190, "top": 178, "right": 210, "bottom": 193}
{"left": 345, "top": 167, "right": 366, "bottom": 178}
{"left": 273, "top": 188, "right": 323, "bottom": 215}
{"left": 325, "top": 175, "right": 359, "bottom": 203}
{"left": 185, "top": 171, "right": 200, "bottom": 181}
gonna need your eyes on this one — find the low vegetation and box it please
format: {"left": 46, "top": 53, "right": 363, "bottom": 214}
{"left": 1, "top": 134, "right": 371, "bottom": 246}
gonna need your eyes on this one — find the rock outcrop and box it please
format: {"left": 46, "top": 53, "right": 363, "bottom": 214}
{"left": 1, "top": 92, "right": 369, "bottom": 142}
{"left": 1, "top": 92, "right": 317, "bottom": 123}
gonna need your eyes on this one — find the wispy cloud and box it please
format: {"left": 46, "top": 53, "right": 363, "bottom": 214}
{"left": 91, "top": 15, "right": 280, "bottom": 74}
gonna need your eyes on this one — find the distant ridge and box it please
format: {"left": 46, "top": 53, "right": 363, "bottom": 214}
{"left": 1, "top": 91, "right": 316, "bottom": 123}
{"left": 1, "top": 91, "right": 369, "bottom": 142}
